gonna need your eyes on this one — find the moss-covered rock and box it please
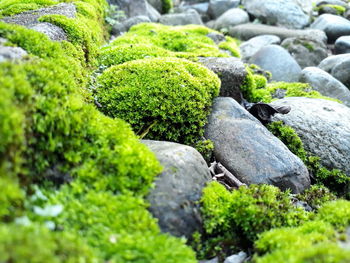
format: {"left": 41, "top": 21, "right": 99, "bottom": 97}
{"left": 96, "top": 57, "right": 220, "bottom": 144}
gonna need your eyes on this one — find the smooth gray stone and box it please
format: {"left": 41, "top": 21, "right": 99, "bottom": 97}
{"left": 159, "top": 9, "right": 203, "bottom": 25}
{"left": 331, "top": 58, "right": 350, "bottom": 88}
{"left": 300, "top": 67, "right": 350, "bottom": 106}
{"left": 205, "top": 97, "right": 310, "bottom": 193}
{"left": 249, "top": 44, "right": 302, "bottom": 82}
{"left": 242, "top": 0, "right": 311, "bottom": 29}
{"left": 335, "top": 36, "right": 350, "bottom": 54}
{"left": 197, "top": 57, "right": 247, "bottom": 103}
{"left": 240, "top": 34, "right": 281, "bottom": 61}
{"left": 281, "top": 37, "right": 328, "bottom": 68}
{"left": 316, "top": 0, "right": 349, "bottom": 8}
{"left": 0, "top": 45, "right": 28, "bottom": 63}
{"left": 208, "top": 0, "right": 240, "bottom": 19}
{"left": 214, "top": 8, "right": 249, "bottom": 31}
{"left": 310, "top": 14, "right": 350, "bottom": 42}
{"left": 318, "top": 53, "right": 350, "bottom": 72}
{"left": 224, "top": 252, "right": 248, "bottom": 263}
{"left": 111, "top": 15, "right": 151, "bottom": 36}
{"left": 272, "top": 97, "right": 350, "bottom": 176}
{"left": 108, "top": 0, "right": 160, "bottom": 21}
{"left": 29, "top": 22, "right": 68, "bottom": 41}
{"left": 229, "top": 23, "right": 327, "bottom": 43}
{"left": 144, "top": 140, "right": 211, "bottom": 238}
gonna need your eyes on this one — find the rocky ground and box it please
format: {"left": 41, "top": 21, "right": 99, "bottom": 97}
{"left": 1, "top": 0, "right": 350, "bottom": 262}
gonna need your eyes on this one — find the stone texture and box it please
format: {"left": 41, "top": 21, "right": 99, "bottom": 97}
{"left": 249, "top": 44, "right": 302, "bottom": 82}
{"left": 229, "top": 23, "right": 327, "bottom": 43}
{"left": 299, "top": 67, "right": 350, "bottom": 106}
{"left": 272, "top": 97, "right": 350, "bottom": 176}
{"left": 319, "top": 54, "right": 350, "bottom": 87}
{"left": 214, "top": 8, "right": 249, "bottom": 31}
{"left": 197, "top": 57, "right": 247, "bottom": 103}
{"left": 159, "top": 9, "right": 203, "bottom": 25}
{"left": 144, "top": 140, "right": 211, "bottom": 238}
{"left": 0, "top": 43, "right": 28, "bottom": 63}
{"left": 206, "top": 32, "right": 226, "bottom": 44}
{"left": 208, "top": 0, "right": 240, "bottom": 19}
{"left": 111, "top": 16, "right": 151, "bottom": 36}
{"left": 281, "top": 37, "right": 328, "bottom": 68}
{"left": 239, "top": 34, "right": 281, "bottom": 61}
{"left": 316, "top": 0, "right": 349, "bottom": 9}
{"left": 29, "top": 22, "right": 68, "bottom": 41}
{"left": 108, "top": 0, "right": 160, "bottom": 21}
{"left": 310, "top": 14, "right": 350, "bottom": 42}
{"left": 242, "top": 0, "right": 311, "bottom": 29}
{"left": 224, "top": 252, "right": 248, "bottom": 263}
{"left": 205, "top": 97, "right": 310, "bottom": 193}
{"left": 335, "top": 36, "right": 350, "bottom": 54}
{"left": 318, "top": 53, "right": 350, "bottom": 72}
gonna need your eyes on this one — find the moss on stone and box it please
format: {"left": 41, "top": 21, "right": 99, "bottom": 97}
{"left": 218, "top": 36, "right": 241, "bottom": 58}
{"left": 0, "top": 0, "right": 57, "bottom": 17}
{"left": 96, "top": 57, "right": 220, "bottom": 145}
{"left": 296, "top": 184, "right": 337, "bottom": 210}
{"left": 317, "top": 4, "right": 346, "bottom": 15}
{"left": 162, "top": 0, "right": 173, "bottom": 13}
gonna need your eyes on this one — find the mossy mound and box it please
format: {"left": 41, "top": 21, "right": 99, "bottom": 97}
{"left": 96, "top": 57, "right": 220, "bottom": 144}
{"left": 107, "top": 23, "right": 240, "bottom": 62}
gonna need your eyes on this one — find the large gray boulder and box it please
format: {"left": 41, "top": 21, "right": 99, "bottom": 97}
{"left": 208, "top": 0, "right": 240, "bottom": 19}
{"left": 242, "top": 0, "right": 311, "bottom": 29}
{"left": 213, "top": 8, "right": 249, "bottom": 31}
{"left": 229, "top": 23, "right": 327, "bottom": 43}
{"left": 249, "top": 44, "right": 302, "bottom": 82}
{"left": 281, "top": 37, "right": 328, "bottom": 68}
{"left": 205, "top": 97, "right": 310, "bottom": 193}
{"left": 271, "top": 97, "right": 350, "bottom": 176}
{"left": 159, "top": 9, "right": 203, "bottom": 25}
{"left": 239, "top": 35, "right": 281, "bottom": 61}
{"left": 144, "top": 140, "right": 211, "bottom": 238}
{"left": 310, "top": 14, "right": 350, "bottom": 42}
{"left": 299, "top": 67, "right": 350, "bottom": 107}
{"left": 319, "top": 54, "right": 350, "bottom": 88}
{"left": 2, "top": 3, "right": 76, "bottom": 41}
{"left": 197, "top": 57, "right": 247, "bottom": 103}
{"left": 335, "top": 36, "right": 350, "bottom": 54}
{"left": 108, "top": 0, "right": 160, "bottom": 21}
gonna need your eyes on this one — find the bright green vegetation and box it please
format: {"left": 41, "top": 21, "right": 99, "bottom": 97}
{"left": 0, "top": 1, "right": 198, "bottom": 262}
{"left": 297, "top": 184, "right": 337, "bottom": 209}
{"left": 0, "top": 0, "right": 57, "bottom": 17}
{"left": 162, "top": 0, "right": 173, "bottom": 13}
{"left": 267, "top": 121, "right": 350, "bottom": 197}
{"left": 317, "top": 4, "right": 346, "bottom": 15}
{"left": 96, "top": 57, "right": 220, "bottom": 145}
{"left": 106, "top": 23, "right": 240, "bottom": 62}
{"left": 196, "top": 182, "right": 310, "bottom": 259}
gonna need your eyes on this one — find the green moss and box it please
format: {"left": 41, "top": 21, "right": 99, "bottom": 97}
{"left": 253, "top": 220, "right": 350, "bottom": 263}
{"left": 0, "top": 223, "right": 99, "bottom": 262}
{"left": 96, "top": 57, "right": 220, "bottom": 145}
{"left": 0, "top": 177, "right": 24, "bottom": 221}
{"left": 110, "top": 23, "right": 240, "bottom": 60}
{"left": 296, "top": 184, "right": 337, "bottom": 209}
{"left": 317, "top": 4, "right": 346, "bottom": 15}
{"left": 0, "top": 0, "right": 57, "bottom": 16}
{"left": 194, "top": 139, "right": 214, "bottom": 164}
{"left": 316, "top": 200, "right": 350, "bottom": 228}
{"left": 200, "top": 182, "right": 309, "bottom": 246}
{"left": 162, "top": 0, "right": 173, "bottom": 13}
{"left": 218, "top": 36, "right": 240, "bottom": 58}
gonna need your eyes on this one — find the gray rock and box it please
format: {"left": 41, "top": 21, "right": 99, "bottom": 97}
{"left": 2, "top": 3, "right": 76, "bottom": 41}
{"left": 206, "top": 32, "right": 226, "bottom": 44}
{"left": 310, "top": 14, "right": 350, "bottom": 42}
{"left": 240, "top": 34, "right": 281, "bottom": 61}
{"left": 242, "top": 0, "right": 311, "bottom": 29}
{"left": 0, "top": 44, "right": 28, "bottom": 63}
{"left": 224, "top": 252, "right": 248, "bottom": 263}
{"left": 214, "top": 8, "right": 249, "bottom": 31}
{"left": 316, "top": 0, "right": 349, "bottom": 9}
{"left": 112, "top": 15, "right": 151, "bottom": 36}
{"left": 208, "top": 0, "right": 240, "bottom": 19}
{"left": 318, "top": 53, "right": 350, "bottom": 72}
{"left": 229, "top": 23, "right": 327, "bottom": 43}
{"left": 299, "top": 67, "right": 350, "bottom": 106}
{"left": 144, "top": 140, "right": 211, "bottom": 238}
{"left": 205, "top": 97, "right": 310, "bottom": 193}
{"left": 281, "top": 37, "right": 328, "bottom": 68}
{"left": 2, "top": 3, "right": 76, "bottom": 26}
{"left": 146, "top": 1, "right": 162, "bottom": 22}
{"left": 335, "top": 36, "right": 350, "bottom": 54}
{"left": 148, "top": 0, "right": 164, "bottom": 13}
{"left": 177, "top": 3, "right": 210, "bottom": 21}
{"left": 200, "top": 258, "right": 219, "bottom": 263}
{"left": 331, "top": 58, "right": 350, "bottom": 88}
{"left": 249, "top": 44, "right": 302, "bottom": 82}
{"left": 317, "top": 5, "right": 344, "bottom": 15}
{"left": 29, "top": 22, "right": 68, "bottom": 41}
{"left": 271, "top": 97, "right": 350, "bottom": 176}
{"left": 197, "top": 57, "right": 247, "bottom": 103}
{"left": 159, "top": 9, "right": 203, "bottom": 25}
{"left": 108, "top": 0, "right": 160, "bottom": 21}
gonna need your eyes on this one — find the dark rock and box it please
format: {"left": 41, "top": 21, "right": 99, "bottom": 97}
{"left": 144, "top": 140, "right": 211, "bottom": 238}
{"left": 300, "top": 67, "right": 350, "bottom": 106}
{"left": 335, "top": 36, "right": 350, "bottom": 54}
{"left": 310, "top": 14, "right": 350, "bottom": 42}
{"left": 281, "top": 37, "right": 328, "bottom": 68}
{"left": 271, "top": 97, "right": 350, "bottom": 176}
{"left": 205, "top": 97, "right": 310, "bottom": 193}
{"left": 159, "top": 9, "right": 203, "bottom": 25}
{"left": 229, "top": 23, "right": 327, "bottom": 43}
{"left": 111, "top": 15, "right": 151, "bottom": 36}
{"left": 197, "top": 57, "right": 247, "bottom": 103}
{"left": 242, "top": 0, "right": 311, "bottom": 29}
{"left": 249, "top": 44, "right": 302, "bottom": 82}
{"left": 214, "top": 8, "right": 249, "bottom": 31}
{"left": 239, "top": 34, "right": 281, "bottom": 61}
{"left": 208, "top": 0, "right": 240, "bottom": 19}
